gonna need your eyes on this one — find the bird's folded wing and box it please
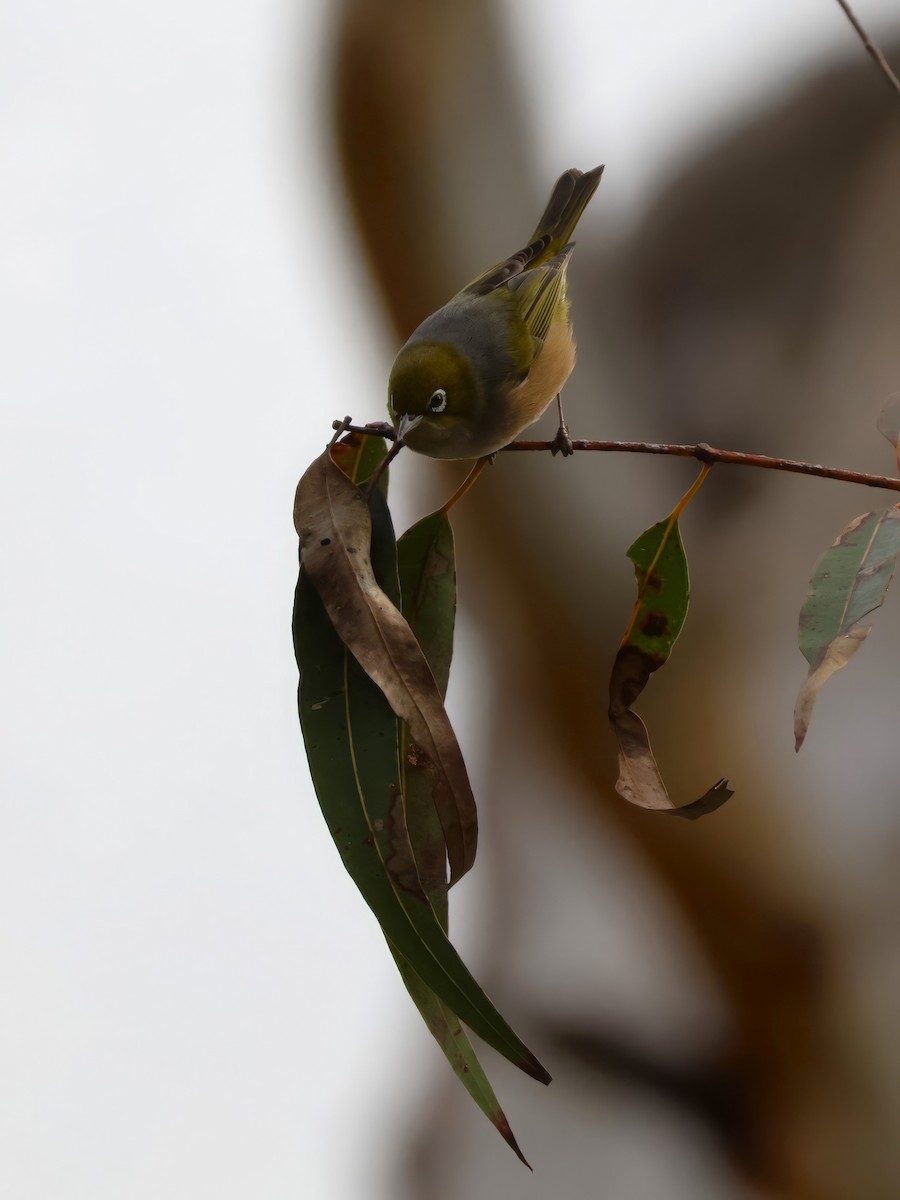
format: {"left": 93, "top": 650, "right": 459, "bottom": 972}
{"left": 461, "top": 233, "right": 553, "bottom": 297}
{"left": 507, "top": 246, "right": 573, "bottom": 343}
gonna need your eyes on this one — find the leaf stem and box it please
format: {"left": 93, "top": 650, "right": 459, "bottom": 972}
{"left": 669, "top": 462, "right": 713, "bottom": 521}
{"left": 440, "top": 457, "right": 490, "bottom": 514}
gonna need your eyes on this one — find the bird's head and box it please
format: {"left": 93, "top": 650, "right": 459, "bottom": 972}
{"left": 387, "top": 341, "right": 480, "bottom": 451}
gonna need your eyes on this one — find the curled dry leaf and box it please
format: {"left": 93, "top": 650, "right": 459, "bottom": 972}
{"left": 794, "top": 506, "right": 900, "bottom": 749}
{"left": 294, "top": 448, "right": 477, "bottom": 883}
{"left": 609, "top": 512, "right": 732, "bottom": 817}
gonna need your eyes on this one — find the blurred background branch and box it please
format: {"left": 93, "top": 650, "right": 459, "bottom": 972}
{"left": 834, "top": 0, "right": 900, "bottom": 97}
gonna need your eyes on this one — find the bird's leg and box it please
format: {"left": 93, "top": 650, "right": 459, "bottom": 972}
{"left": 550, "top": 392, "right": 575, "bottom": 457}
{"left": 440, "top": 456, "right": 490, "bottom": 513}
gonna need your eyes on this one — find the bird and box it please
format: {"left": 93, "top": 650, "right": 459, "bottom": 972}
{"left": 387, "top": 165, "right": 603, "bottom": 461}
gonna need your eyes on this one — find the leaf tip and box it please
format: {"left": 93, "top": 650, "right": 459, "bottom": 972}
{"left": 525, "top": 1057, "right": 552, "bottom": 1086}
{"left": 496, "top": 1115, "right": 532, "bottom": 1170}
{"left": 670, "top": 778, "right": 734, "bottom": 819}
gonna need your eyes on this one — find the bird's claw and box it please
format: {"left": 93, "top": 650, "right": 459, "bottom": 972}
{"left": 550, "top": 423, "right": 575, "bottom": 457}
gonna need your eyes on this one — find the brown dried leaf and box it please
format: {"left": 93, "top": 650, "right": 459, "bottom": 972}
{"left": 793, "top": 621, "right": 872, "bottom": 751}
{"left": 609, "top": 647, "right": 673, "bottom": 812}
{"left": 609, "top": 647, "right": 733, "bottom": 818}
{"left": 294, "top": 449, "right": 477, "bottom": 883}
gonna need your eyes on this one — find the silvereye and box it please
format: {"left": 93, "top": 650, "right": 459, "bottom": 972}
{"left": 388, "top": 165, "right": 603, "bottom": 460}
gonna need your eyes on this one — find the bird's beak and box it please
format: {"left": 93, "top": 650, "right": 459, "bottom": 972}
{"left": 394, "top": 412, "right": 424, "bottom": 445}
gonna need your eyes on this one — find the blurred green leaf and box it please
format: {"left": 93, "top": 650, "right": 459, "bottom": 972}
{"left": 794, "top": 506, "right": 900, "bottom": 749}
{"left": 797, "top": 507, "right": 900, "bottom": 665}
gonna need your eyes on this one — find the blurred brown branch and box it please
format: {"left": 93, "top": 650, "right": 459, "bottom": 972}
{"left": 834, "top": 0, "right": 900, "bottom": 98}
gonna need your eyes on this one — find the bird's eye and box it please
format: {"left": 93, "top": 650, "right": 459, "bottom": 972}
{"left": 428, "top": 389, "right": 448, "bottom": 414}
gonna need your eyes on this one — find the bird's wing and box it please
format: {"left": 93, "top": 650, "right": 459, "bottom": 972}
{"left": 507, "top": 246, "right": 573, "bottom": 343}
{"left": 461, "top": 233, "right": 554, "bottom": 298}
{"left": 462, "top": 166, "right": 602, "bottom": 299}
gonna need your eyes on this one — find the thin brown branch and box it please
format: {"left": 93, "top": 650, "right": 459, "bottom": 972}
{"left": 331, "top": 421, "right": 900, "bottom": 495}
{"left": 503, "top": 439, "right": 900, "bottom": 493}
{"left": 833, "top": 0, "right": 900, "bottom": 100}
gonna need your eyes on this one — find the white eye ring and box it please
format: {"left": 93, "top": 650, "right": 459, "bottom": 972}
{"left": 428, "top": 389, "right": 448, "bottom": 414}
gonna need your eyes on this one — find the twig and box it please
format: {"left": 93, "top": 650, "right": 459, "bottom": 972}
{"left": 331, "top": 421, "right": 900, "bottom": 496}
{"left": 503, "top": 439, "right": 900, "bottom": 494}
{"left": 833, "top": 0, "right": 900, "bottom": 100}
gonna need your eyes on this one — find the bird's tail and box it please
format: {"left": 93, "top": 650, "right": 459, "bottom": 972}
{"left": 530, "top": 165, "right": 604, "bottom": 258}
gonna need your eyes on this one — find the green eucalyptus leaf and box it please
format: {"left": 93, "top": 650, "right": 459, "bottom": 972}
{"left": 794, "top": 506, "right": 900, "bottom": 749}
{"left": 398, "top": 511, "right": 457, "bottom": 698}
{"left": 397, "top": 509, "right": 457, "bottom": 921}
{"left": 798, "top": 507, "right": 900, "bottom": 667}
{"left": 388, "top": 942, "right": 531, "bottom": 1168}
{"left": 390, "top": 509, "right": 529, "bottom": 1161}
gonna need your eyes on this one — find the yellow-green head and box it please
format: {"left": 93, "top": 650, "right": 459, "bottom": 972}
{"left": 388, "top": 340, "right": 482, "bottom": 458}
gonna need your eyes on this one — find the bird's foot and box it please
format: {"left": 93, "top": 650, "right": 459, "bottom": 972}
{"left": 550, "top": 422, "right": 575, "bottom": 457}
